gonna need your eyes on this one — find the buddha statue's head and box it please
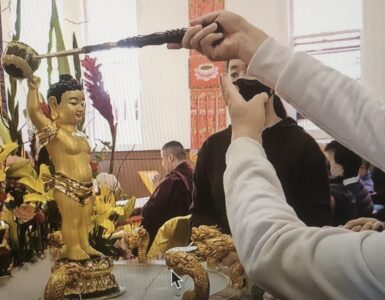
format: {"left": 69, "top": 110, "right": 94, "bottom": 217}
{"left": 47, "top": 74, "right": 85, "bottom": 126}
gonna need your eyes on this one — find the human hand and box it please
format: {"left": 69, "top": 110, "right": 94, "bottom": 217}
{"left": 28, "top": 75, "right": 41, "bottom": 90}
{"left": 220, "top": 73, "right": 268, "bottom": 142}
{"left": 151, "top": 173, "right": 161, "bottom": 188}
{"left": 168, "top": 11, "right": 268, "bottom": 64}
{"left": 221, "top": 251, "right": 239, "bottom": 267}
{"left": 343, "top": 217, "right": 384, "bottom": 232}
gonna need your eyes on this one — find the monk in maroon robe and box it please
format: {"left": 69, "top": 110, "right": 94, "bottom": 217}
{"left": 141, "top": 141, "right": 193, "bottom": 247}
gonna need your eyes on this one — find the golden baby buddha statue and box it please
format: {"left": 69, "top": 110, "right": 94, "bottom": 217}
{"left": 27, "top": 74, "right": 102, "bottom": 261}
{"left": 28, "top": 75, "right": 124, "bottom": 299}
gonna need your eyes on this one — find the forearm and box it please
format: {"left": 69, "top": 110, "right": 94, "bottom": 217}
{"left": 224, "top": 137, "right": 385, "bottom": 299}
{"left": 248, "top": 38, "right": 385, "bottom": 172}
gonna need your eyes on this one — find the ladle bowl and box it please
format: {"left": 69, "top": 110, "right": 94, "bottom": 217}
{"left": 1, "top": 41, "right": 40, "bottom": 79}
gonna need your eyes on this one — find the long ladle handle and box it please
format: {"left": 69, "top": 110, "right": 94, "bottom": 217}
{"left": 35, "top": 28, "right": 188, "bottom": 59}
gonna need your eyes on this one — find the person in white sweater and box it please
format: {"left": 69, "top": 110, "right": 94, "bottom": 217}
{"left": 169, "top": 10, "right": 385, "bottom": 299}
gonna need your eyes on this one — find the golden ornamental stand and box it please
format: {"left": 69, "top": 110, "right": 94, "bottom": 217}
{"left": 44, "top": 257, "right": 123, "bottom": 300}
{"left": 165, "top": 251, "right": 210, "bottom": 300}
{"left": 191, "top": 225, "right": 245, "bottom": 290}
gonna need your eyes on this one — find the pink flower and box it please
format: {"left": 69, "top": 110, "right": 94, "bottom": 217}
{"left": 81, "top": 56, "right": 115, "bottom": 130}
{"left": 5, "top": 155, "right": 26, "bottom": 166}
{"left": 14, "top": 203, "right": 36, "bottom": 224}
{"left": 114, "top": 237, "right": 133, "bottom": 260}
{"left": 40, "top": 101, "right": 51, "bottom": 119}
{"left": 82, "top": 55, "right": 118, "bottom": 173}
{"left": 90, "top": 160, "right": 99, "bottom": 175}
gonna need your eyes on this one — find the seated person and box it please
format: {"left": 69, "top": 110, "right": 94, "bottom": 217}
{"left": 325, "top": 140, "right": 373, "bottom": 218}
{"left": 358, "top": 160, "right": 374, "bottom": 192}
{"left": 329, "top": 184, "right": 357, "bottom": 226}
{"left": 190, "top": 59, "right": 331, "bottom": 233}
{"left": 141, "top": 141, "right": 193, "bottom": 247}
{"left": 370, "top": 167, "right": 385, "bottom": 220}
{"left": 371, "top": 167, "right": 385, "bottom": 205}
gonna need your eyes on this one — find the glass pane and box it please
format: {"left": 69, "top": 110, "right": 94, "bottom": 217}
{"left": 84, "top": 0, "right": 142, "bottom": 149}
{"left": 293, "top": 0, "right": 362, "bottom": 36}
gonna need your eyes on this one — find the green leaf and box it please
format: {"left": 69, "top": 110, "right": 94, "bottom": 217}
{"left": 47, "top": 25, "right": 53, "bottom": 86}
{"left": 117, "top": 197, "right": 136, "bottom": 223}
{"left": 8, "top": 90, "right": 15, "bottom": 117}
{"left": 112, "top": 206, "right": 124, "bottom": 216}
{"left": 73, "top": 32, "right": 85, "bottom": 131}
{"left": 10, "top": 77, "right": 16, "bottom": 100}
{"left": 0, "top": 142, "right": 18, "bottom": 162}
{"left": 95, "top": 153, "right": 104, "bottom": 162}
{"left": 12, "top": 0, "right": 21, "bottom": 41}
{"left": 18, "top": 177, "right": 44, "bottom": 194}
{"left": 23, "top": 193, "right": 50, "bottom": 203}
{"left": 73, "top": 33, "right": 82, "bottom": 82}
{"left": 6, "top": 158, "right": 36, "bottom": 178}
{"left": 50, "top": 0, "right": 70, "bottom": 75}
{"left": 0, "top": 170, "right": 6, "bottom": 182}
{"left": 0, "top": 117, "right": 12, "bottom": 144}
{"left": 8, "top": 124, "right": 17, "bottom": 144}
{"left": 3, "top": 210, "right": 19, "bottom": 249}
{"left": 6, "top": 90, "right": 11, "bottom": 109}
{"left": 14, "top": 102, "right": 19, "bottom": 127}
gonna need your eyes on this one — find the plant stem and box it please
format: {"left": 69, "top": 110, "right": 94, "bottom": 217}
{"left": 109, "top": 124, "right": 117, "bottom": 174}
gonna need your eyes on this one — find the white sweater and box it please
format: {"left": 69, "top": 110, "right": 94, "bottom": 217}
{"left": 248, "top": 38, "right": 385, "bottom": 172}
{"left": 223, "top": 39, "right": 385, "bottom": 299}
{"left": 224, "top": 138, "right": 385, "bottom": 299}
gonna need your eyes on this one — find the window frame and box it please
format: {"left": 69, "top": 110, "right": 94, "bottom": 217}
{"left": 289, "top": 0, "right": 362, "bottom": 141}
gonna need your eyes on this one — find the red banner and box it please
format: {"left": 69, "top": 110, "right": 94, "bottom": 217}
{"left": 189, "top": 0, "right": 226, "bottom": 151}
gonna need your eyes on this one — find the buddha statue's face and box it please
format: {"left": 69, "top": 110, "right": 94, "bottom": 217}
{"left": 52, "top": 90, "right": 85, "bottom": 126}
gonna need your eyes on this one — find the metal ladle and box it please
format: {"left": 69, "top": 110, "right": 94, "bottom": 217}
{"left": 1, "top": 28, "right": 187, "bottom": 79}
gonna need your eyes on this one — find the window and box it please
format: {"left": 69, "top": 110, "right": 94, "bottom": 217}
{"left": 84, "top": 0, "right": 141, "bottom": 150}
{"left": 291, "top": 0, "right": 362, "bottom": 140}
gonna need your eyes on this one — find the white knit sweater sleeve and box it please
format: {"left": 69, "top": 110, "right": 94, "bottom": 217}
{"left": 224, "top": 137, "right": 385, "bottom": 300}
{"left": 247, "top": 38, "right": 385, "bottom": 172}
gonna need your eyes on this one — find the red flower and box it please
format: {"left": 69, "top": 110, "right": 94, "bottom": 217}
{"left": 0, "top": 192, "right": 7, "bottom": 204}
{"left": 40, "top": 101, "right": 51, "bottom": 119}
{"left": 90, "top": 160, "right": 99, "bottom": 175}
{"left": 34, "top": 211, "right": 46, "bottom": 224}
{"left": 81, "top": 56, "right": 115, "bottom": 130}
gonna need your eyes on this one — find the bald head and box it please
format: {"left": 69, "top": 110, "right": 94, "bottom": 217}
{"left": 162, "top": 141, "right": 187, "bottom": 160}
{"left": 161, "top": 141, "right": 187, "bottom": 173}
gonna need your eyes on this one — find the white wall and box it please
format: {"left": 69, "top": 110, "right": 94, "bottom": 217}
{"left": 136, "top": 0, "right": 293, "bottom": 150}
{"left": 136, "top": 0, "right": 190, "bottom": 151}
{"left": 226, "top": 0, "right": 290, "bottom": 45}
{"left": 361, "top": 0, "right": 385, "bottom": 98}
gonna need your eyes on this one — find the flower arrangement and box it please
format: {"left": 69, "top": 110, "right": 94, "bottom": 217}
{"left": 0, "top": 142, "right": 57, "bottom": 269}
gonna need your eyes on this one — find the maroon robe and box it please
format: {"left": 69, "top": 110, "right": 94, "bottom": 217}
{"left": 141, "top": 161, "right": 193, "bottom": 247}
